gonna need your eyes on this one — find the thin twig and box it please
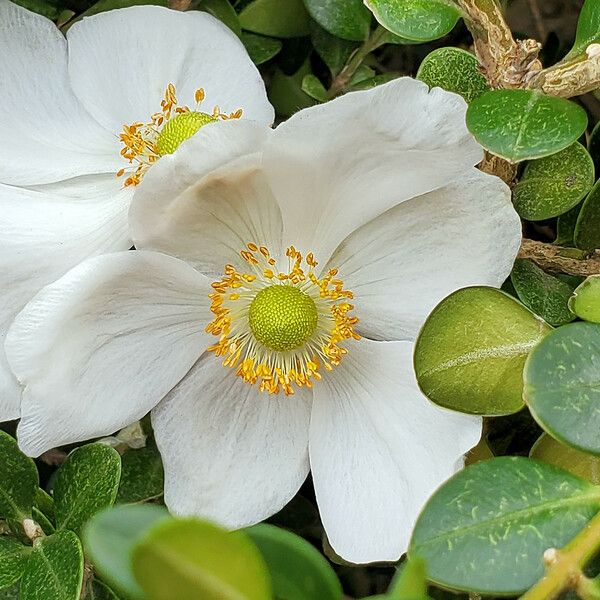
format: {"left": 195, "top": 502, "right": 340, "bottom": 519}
{"left": 518, "top": 238, "right": 600, "bottom": 277}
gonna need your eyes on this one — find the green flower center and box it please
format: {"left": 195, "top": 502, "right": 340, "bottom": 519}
{"left": 156, "top": 111, "right": 217, "bottom": 156}
{"left": 248, "top": 285, "right": 318, "bottom": 352}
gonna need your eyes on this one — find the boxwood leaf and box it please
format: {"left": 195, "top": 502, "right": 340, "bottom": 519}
{"left": 575, "top": 179, "right": 600, "bottom": 250}
{"left": 54, "top": 443, "right": 121, "bottom": 535}
{"left": 241, "top": 32, "right": 282, "bottom": 65}
{"left": 239, "top": 0, "right": 310, "bottom": 38}
{"left": 301, "top": 74, "right": 328, "bottom": 102}
{"left": 414, "top": 287, "right": 551, "bottom": 415}
{"left": 0, "top": 538, "right": 30, "bottom": 590}
{"left": 525, "top": 322, "right": 600, "bottom": 455}
{"left": 556, "top": 201, "right": 583, "bottom": 246}
{"left": 409, "top": 457, "right": 600, "bottom": 594}
{"left": 466, "top": 90, "right": 588, "bottom": 162}
{"left": 566, "top": 0, "right": 600, "bottom": 60}
{"left": 116, "top": 443, "right": 164, "bottom": 505}
{"left": 198, "top": 0, "right": 241, "bottom": 36}
{"left": 569, "top": 275, "right": 600, "bottom": 322}
{"left": 310, "top": 22, "right": 358, "bottom": 75}
{"left": 132, "top": 518, "right": 271, "bottom": 600}
{"left": 20, "top": 531, "right": 83, "bottom": 600}
{"left": 304, "top": 0, "right": 371, "bottom": 41}
{"left": 388, "top": 557, "right": 429, "bottom": 598}
{"left": 364, "top": 0, "right": 460, "bottom": 42}
{"left": 247, "top": 523, "right": 342, "bottom": 600}
{"left": 512, "top": 142, "right": 594, "bottom": 220}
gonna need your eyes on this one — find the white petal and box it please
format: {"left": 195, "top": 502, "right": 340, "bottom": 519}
{"left": 0, "top": 0, "right": 120, "bottom": 185}
{"left": 153, "top": 354, "right": 311, "bottom": 527}
{"left": 131, "top": 120, "right": 279, "bottom": 274}
{"left": 328, "top": 170, "right": 522, "bottom": 340}
{"left": 67, "top": 6, "right": 274, "bottom": 133}
{"left": 6, "top": 251, "right": 211, "bottom": 457}
{"left": 0, "top": 332, "right": 21, "bottom": 421}
{"left": 310, "top": 339, "right": 481, "bottom": 564}
{"left": 264, "top": 77, "right": 483, "bottom": 264}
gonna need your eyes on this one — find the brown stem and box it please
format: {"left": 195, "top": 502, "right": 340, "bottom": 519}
{"left": 528, "top": 53, "right": 600, "bottom": 97}
{"left": 518, "top": 239, "right": 600, "bottom": 277}
{"left": 168, "top": 0, "right": 191, "bottom": 10}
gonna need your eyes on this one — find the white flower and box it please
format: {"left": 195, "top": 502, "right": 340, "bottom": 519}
{"left": 6, "top": 78, "right": 521, "bottom": 563}
{"left": 0, "top": 0, "right": 273, "bottom": 420}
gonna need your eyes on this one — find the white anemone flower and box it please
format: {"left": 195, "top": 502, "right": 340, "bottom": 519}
{"left": 0, "top": 0, "right": 273, "bottom": 419}
{"left": 6, "top": 78, "right": 521, "bottom": 563}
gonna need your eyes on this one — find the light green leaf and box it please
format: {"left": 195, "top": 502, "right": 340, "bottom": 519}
{"left": 512, "top": 142, "right": 595, "bottom": 220}
{"left": 21, "top": 531, "right": 84, "bottom": 600}
{"left": 569, "top": 275, "right": 600, "bottom": 323}
{"left": 365, "top": 0, "right": 460, "bottom": 42}
{"left": 0, "top": 537, "right": 30, "bottom": 590}
{"left": 566, "top": 0, "right": 600, "bottom": 59}
{"left": 409, "top": 457, "right": 600, "bottom": 594}
{"left": 116, "top": 443, "right": 164, "bottom": 505}
{"left": 0, "top": 431, "right": 38, "bottom": 526}
{"left": 239, "top": 0, "right": 310, "bottom": 38}
{"left": 525, "top": 322, "right": 600, "bottom": 455}
{"left": 247, "top": 524, "right": 342, "bottom": 600}
{"left": 416, "top": 47, "right": 489, "bottom": 103}
{"left": 301, "top": 74, "right": 329, "bottom": 102}
{"left": 575, "top": 179, "right": 600, "bottom": 250}
{"left": 132, "top": 518, "right": 271, "bottom": 600}
{"left": 84, "top": 505, "right": 168, "bottom": 600}
{"left": 388, "top": 557, "right": 429, "bottom": 599}
{"left": 241, "top": 32, "right": 282, "bottom": 65}
{"left": 466, "top": 89, "right": 588, "bottom": 162}
{"left": 304, "top": 0, "right": 371, "bottom": 41}
{"left": 414, "top": 287, "right": 551, "bottom": 415}
{"left": 54, "top": 444, "right": 121, "bottom": 535}
{"left": 198, "top": 0, "right": 241, "bottom": 36}
{"left": 531, "top": 433, "right": 600, "bottom": 485}
{"left": 349, "top": 72, "right": 397, "bottom": 90}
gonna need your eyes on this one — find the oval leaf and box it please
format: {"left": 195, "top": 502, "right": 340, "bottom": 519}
{"left": 241, "top": 32, "right": 282, "bottom": 65}
{"left": 365, "top": 0, "right": 460, "bottom": 42}
{"left": 304, "top": 0, "right": 371, "bottom": 41}
{"left": 512, "top": 142, "right": 594, "bottom": 220}
{"left": 21, "top": 531, "right": 84, "bottom": 600}
{"left": 414, "top": 287, "right": 551, "bottom": 415}
{"left": 116, "top": 443, "right": 164, "bottom": 505}
{"left": 0, "top": 538, "right": 30, "bottom": 589}
{"left": 247, "top": 524, "right": 342, "bottom": 600}
{"left": 198, "top": 0, "right": 241, "bottom": 36}
{"left": 467, "top": 89, "right": 588, "bottom": 162}
{"left": 525, "top": 321, "right": 600, "bottom": 455}
{"left": 569, "top": 275, "right": 600, "bottom": 323}
{"left": 416, "top": 47, "right": 489, "bottom": 103}
{"left": 575, "top": 178, "right": 600, "bottom": 250}
{"left": 132, "top": 518, "right": 271, "bottom": 600}
{"left": 54, "top": 443, "right": 121, "bottom": 535}
{"left": 409, "top": 457, "right": 600, "bottom": 594}
{"left": 239, "top": 0, "right": 310, "bottom": 38}
{"left": 566, "top": 0, "right": 600, "bottom": 59}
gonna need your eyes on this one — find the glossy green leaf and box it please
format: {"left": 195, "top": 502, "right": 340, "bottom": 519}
{"left": 510, "top": 259, "right": 576, "bottom": 326}
{"left": 0, "top": 431, "right": 38, "bottom": 525}
{"left": 13, "top": 0, "right": 61, "bottom": 18}
{"left": 63, "top": 0, "right": 166, "bottom": 29}
{"left": 416, "top": 47, "right": 489, "bottom": 103}
{"left": 531, "top": 433, "right": 600, "bottom": 484}
{"left": 132, "top": 518, "right": 271, "bottom": 600}
{"left": 556, "top": 202, "right": 583, "bottom": 246}
{"left": 241, "top": 32, "right": 282, "bottom": 65}
{"left": 525, "top": 322, "right": 600, "bottom": 455}
{"left": 466, "top": 90, "right": 588, "bottom": 162}
{"left": 304, "top": 0, "right": 370, "bottom": 41}
{"left": 575, "top": 179, "right": 600, "bottom": 250}
{"left": 32, "top": 508, "right": 55, "bottom": 536}
{"left": 116, "top": 443, "right": 164, "bottom": 505}
{"left": 88, "top": 579, "right": 122, "bottom": 600}
{"left": 365, "top": 0, "right": 460, "bottom": 42}
{"left": 301, "top": 74, "right": 328, "bottom": 102}
{"left": 21, "top": 531, "right": 84, "bottom": 600}
{"left": 589, "top": 119, "right": 600, "bottom": 173}
{"left": 33, "top": 488, "right": 55, "bottom": 524}
{"left": 0, "top": 538, "right": 30, "bottom": 590}
{"left": 512, "top": 142, "right": 594, "bottom": 220}
{"left": 388, "top": 557, "right": 429, "bottom": 599}
{"left": 566, "top": 0, "right": 600, "bottom": 59}
{"left": 310, "top": 22, "right": 358, "bottom": 75}
{"left": 409, "top": 457, "right": 600, "bottom": 594}
{"left": 239, "top": 0, "right": 310, "bottom": 38}
{"left": 247, "top": 524, "right": 342, "bottom": 600}
{"left": 569, "top": 275, "right": 600, "bottom": 322}
{"left": 268, "top": 61, "right": 316, "bottom": 117}
{"left": 414, "top": 287, "right": 551, "bottom": 415}
{"left": 198, "top": 0, "right": 241, "bottom": 36}
{"left": 54, "top": 444, "right": 121, "bottom": 535}
{"left": 84, "top": 504, "right": 169, "bottom": 600}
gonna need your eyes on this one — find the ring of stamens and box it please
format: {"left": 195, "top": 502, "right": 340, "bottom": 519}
{"left": 206, "top": 244, "right": 360, "bottom": 395}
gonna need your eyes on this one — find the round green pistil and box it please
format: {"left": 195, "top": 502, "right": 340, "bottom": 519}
{"left": 156, "top": 111, "right": 217, "bottom": 156}
{"left": 249, "top": 285, "right": 318, "bottom": 352}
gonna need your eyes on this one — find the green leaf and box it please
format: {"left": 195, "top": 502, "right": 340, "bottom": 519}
{"left": 62, "top": 0, "right": 166, "bottom": 29}
{"left": 414, "top": 287, "right": 551, "bottom": 416}
{"left": 466, "top": 89, "right": 588, "bottom": 162}
{"left": 310, "top": 22, "right": 358, "bottom": 76}
{"left": 575, "top": 179, "right": 600, "bottom": 250}
{"left": 388, "top": 557, "right": 429, "bottom": 598}
{"left": 409, "top": 457, "right": 600, "bottom": 594}
{"left": 12, "top": 0, "right": 62, "bottom": 18}
{"left": 301, "top": 74, "right": 329, "bottom": 102}
{"left": 304, "top": 0, "right": 371, "bottom": 41}
{"left": 239, "top": 0, "right": 311, "bottom": 38}
{"left": 247, "top": 524, "right": 342, "bottom": 600}
{"left": 21, "top": 531, "right": 84, "bottom": 600}
{"left": 132, "top": 518, "right": 271, "bottom": 600}
{"left": 416, "top": 47, "right": 489, "bottom": 103}
{"left": 556, "top": 202, "right": 583, "bottom": 246}
{"left": 510, "top": 259, "right": 576, "bottom": 326}
{"left": 0, "top": 537, "right": 30, "bottom": 590}
{"left": 531, "top": 433, "right": 600, "bottom": 485}
{"left": 241, "top": 32, "right": 282, "bottom": 65}
{"left": 349, "top": 73, "right": 398, "bottom": 91}
{"left": 88, "top": 579, "right": 122, "bottom": 600}
{"left": 32, "top": 508, "right": 55, "bottom": 536}
{"left": 268, "top": 61, "right": 317, "bottom": 117}
{"left": 525, "top": 321, "right": 600, "bottom": 455}
{"left": 116, "top": 443, "right": 164, "bottom": 505}
{"left": 0, "top": 431, "right": 38, "bottom": 526}
{"left": 34, "top": 488, "right": 55, "bottom": 524}
{"left": 364, "top": 0, "right": 460, "bottom": 42}
{"left": 198, "top": 0, "right": 241, "bottom": 36}
{"left": 84, "top": 504, "right": 169, "bottom": 600}
{"left": 512, "top": 142, "right": 595, "bottom": 220}
{"left": 589, "top": 119, "right": 600, "bottom": 173}
{"left": 569, "top": 275, "right": 600, "bottom": 323}
{"left": 54, "top": 444, "right": 121, "bottom": 536}
{"left": 566, "top": 0, "right": 600, "bottom": 59}
{"left": 0, "top": 584, "right": 19, "bottom": 600}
